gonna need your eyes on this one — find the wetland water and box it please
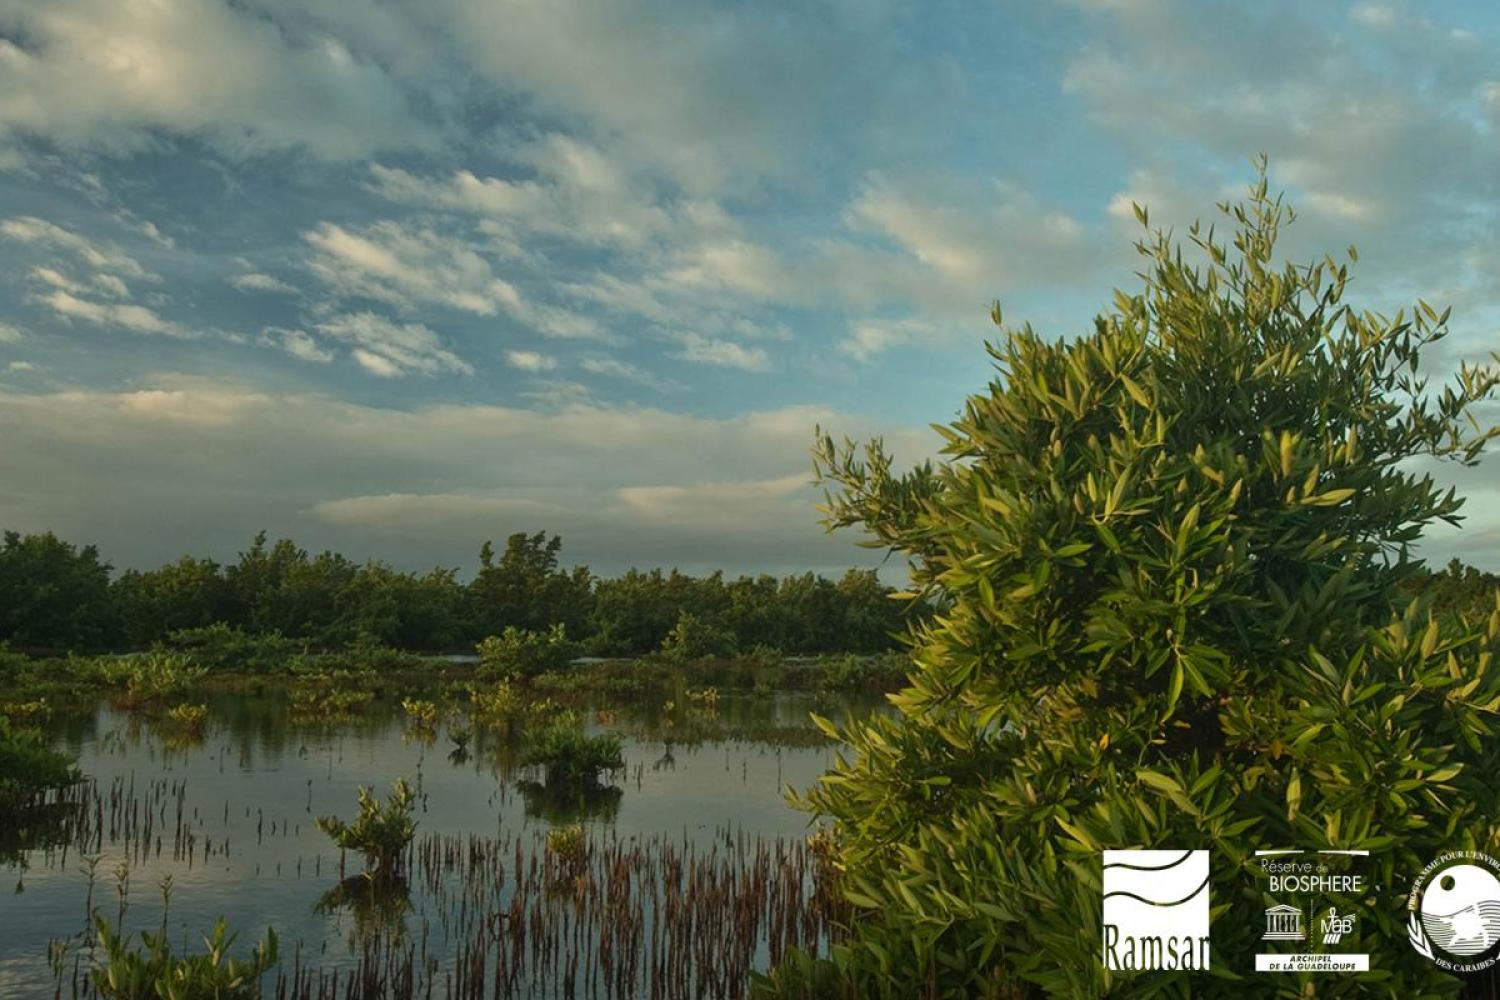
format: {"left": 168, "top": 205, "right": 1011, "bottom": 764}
{"left": 1, "top": 688, "right": 876, "bottom": 997}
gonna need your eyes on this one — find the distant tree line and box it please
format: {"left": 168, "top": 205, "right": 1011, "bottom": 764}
{"left": 0, "top": 529, "right": 920, "bottom": 655}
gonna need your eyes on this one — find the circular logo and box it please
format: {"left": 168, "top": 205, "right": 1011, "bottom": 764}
{"left": 1409, "top": 851, "right": 1500, "bottom": 973}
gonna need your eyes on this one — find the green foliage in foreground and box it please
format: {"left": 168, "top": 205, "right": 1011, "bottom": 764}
{"left": 0, "top": 715, "right": 80, "bottom": 812}
{"left": 92, "top": 916, "right": 278, "bottom": 1000}
{"left": 521, "top": 716, "right": 625, "bottom": 787}
{"left": 772, "top": 169, "right": 1500, "bottom": 998}
{"left": 316, "top": 779, "right": 417, "bottom": 880}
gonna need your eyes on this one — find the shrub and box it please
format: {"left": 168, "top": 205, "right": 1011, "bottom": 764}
{"left": 92, "top": 915, "right": 277, "bottom": 1000}
{"left": 111, "top": 653, "right": 208, "bottom": 709}
{"left": 288, "top": 667, "right": 377, "bottom": 719}
{"left": 544, "top": 823, "right": 589, "bottom": 892}
{"left": 316, "top": 779, "right": 417, "bottom": 880}
{"left": 659, "top": 611, "right": 737, "bottom": 662}
{"left": 814, "top": 652, "right": 910, "bottom": 693}
{"left": 468, "top": 680, "right": 561, "bottom": 734}
{"left": 400, "top": 698, "right": 439, "bottom": 730}
{"left": 477, "top": 624, "right": 577, "bottom": 680}
{"left": 521, "top": 716, "right": 624, "bottom": 787}
{"left": 161, "top": 623, "right": 301, "bottom": 673}
{"left": 0, "top": 716, "right": 80, "bottom": 812}
{"left": 780, "top": 169, "right": 1500, "bottom": 997}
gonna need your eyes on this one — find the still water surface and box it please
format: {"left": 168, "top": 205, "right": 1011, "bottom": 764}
{"left": 0, "top": 689, "right": 875, "bottom": 995}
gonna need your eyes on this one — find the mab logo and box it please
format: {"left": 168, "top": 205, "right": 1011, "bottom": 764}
{"left": 1101, "top": 850, "right": 1211, "bottom": 971}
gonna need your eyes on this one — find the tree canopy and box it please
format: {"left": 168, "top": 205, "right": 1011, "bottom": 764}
{"left": 775, "top": 167, "right": 1500, "bottom": 997}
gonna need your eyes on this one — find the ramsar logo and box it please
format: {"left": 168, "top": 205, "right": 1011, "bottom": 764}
{"left": 1409, "top": 851, "right": 1500, "bottom": 975}
{"left": 1102, "top": 850, "right": 1211, "bottom": 971}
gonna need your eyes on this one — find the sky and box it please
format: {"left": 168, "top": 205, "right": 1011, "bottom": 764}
{"left": 0, "top": 0, "right": 1498, "bottom": 579}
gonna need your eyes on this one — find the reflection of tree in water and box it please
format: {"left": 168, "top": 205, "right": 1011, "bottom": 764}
{"left": 517, "top": 780, "right": 622, "bottom": 825}
{"left": 314, "top": 874, "right": 412, "bottom": 945}
{"left": 0, "top": 797, "right": 85, "bottom": 881}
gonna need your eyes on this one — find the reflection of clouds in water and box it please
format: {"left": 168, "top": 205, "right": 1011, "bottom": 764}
{"left": 1, "top": 689, "right": 871, "bottom": 993}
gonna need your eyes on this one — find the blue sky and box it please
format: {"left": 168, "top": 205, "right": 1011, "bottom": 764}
{"left": 0, "top": 0, "right": 1497, "bottom": 577}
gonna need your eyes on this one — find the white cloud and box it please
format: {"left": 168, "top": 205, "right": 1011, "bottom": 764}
{"left": 232, "top": 272, "right": 299, "bottom": 295}
{"left": 5, "top": 361, "right": 36, "bottom": 372}
{"left": 0, "top": 322, "right": 24, "bottom": 342}
{"left": 93, "top": 273, "right": 130, "bottom": 298}
{"left": 662, "top": 239, "right": 791, "bottom": 300}
{"left": 305, "top": 221, "right": 521, "bottom": 316}
{"left": 368, "top": 136, "right": 679, "bottom": 250}
{"left": 1350, "top": 3, "right": 1397, "bottom": 29}
{"left": 0, "top": 375, "right": 936, "bottom": 573}
{"left": 846, "top": 175, "right": 1092, "bottom": 301}
{"left": 2, "top": 216, "right": 154, "bottom": 279}
{"left": 839, "top": 317, "right": 946, "bottom": 362}
{"left": 267, "top": 327, "right": 334, "bottom": 364}
{"left": 137, "top": 221, "right": 175, "bottom": 249}
{"left": 671, "top": 334, "right": 770, "bottom": 372}
{"left": 580, "top": 356, "right": 680, "bottom": 391}
{"left": 439, "top": 0, "right": 953, "bottom": 193}
{"left": 0, "top": 0, "right": 429, "bottom": 159}
{"left": 303, "top": 219, "right": 603, "bottom": 340}
{"left": 40, "top": 290, "right": 187, "bottom": 337}
{"left": 506, "top": 350, "right": 558, "bottom": 372}
{"left": 313, "top": 311, "right": 473, "bottom": 377}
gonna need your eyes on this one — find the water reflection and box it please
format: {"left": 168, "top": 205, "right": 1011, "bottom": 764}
{"left": 314, "top": 875, "right": 413, "bottom": 945}
{"left": 0, "top": 687, "right": 884, "bottom": 995}
{"left": 517, "top": 779, "right": 624, "bottom": 824}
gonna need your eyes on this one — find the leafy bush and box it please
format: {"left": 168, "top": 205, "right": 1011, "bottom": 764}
{"left": 92, "top": 915, "right": 277, "bottom": 1000}
{"left": 288, "top": 667, "right": 377, "bottom": 719}
{"left": 659, "top": 610, "right": 738, "bottom": 662}
{"left": 544, "top": 823, "right": 589, "bottom": 890}
{"left": 780, "top": 170, "right": 1500, "bottom": 997}
{"left": 316, "top": 779, "right": 417, "bottom": 880}
{"left": 108, "top": 653, "right": 208, "bottom": 709}
{"left": 0, "top": 716, "right": 80, "bottom": 812}
{"left": 521, "top": 716, "right": 624, "bottom": 787}
{"left": 467, "top": 680, "right": 562, "bottom": 735}
{"left": 477, "top": 624, "right": 577, "bottom": 680}
{"left": 400, "top": 698, "right": 439, "bottom": 730}
{"left": 814, "top": 652, "right": 910, "bottom": 693}
{"left": 161, "top": 623, "right": 301, "bottom": 673}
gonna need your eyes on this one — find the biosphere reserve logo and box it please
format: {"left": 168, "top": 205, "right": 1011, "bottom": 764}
{"left": 1409, "top": 850, "right": 1500, "bottom": 974}
{"left": 1102, "top": 850, "right": 1211, "bottom": 971}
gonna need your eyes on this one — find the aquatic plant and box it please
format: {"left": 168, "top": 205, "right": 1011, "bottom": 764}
{"left": 315, "top": 779, "right": 417, "bottom": 880}
{"left": 92, "top": 915, "right": 278, "bottom": 1000}
{"left": 0, "top": 716, "right": 81, "bottom": 813}
{"left": 813, "top": 652, "right": 909, "bottom": 694}
{"left": 161, "top": 623, "right": 302, "bottom": 673}
{"left": 0, "top": 698, "right": 49, "bottom": 723}
{"left": 400, "top": 698, "right": 439, "bottom": 730}
{"left": 109, "top": 653, "right": 209, "bottom": 709}
{"left": 476, "top": 623, "right": 577, "bottom": 680}
{"left": 544, "top": 823, "right": 589, "bottom": 890}
{"left": 520, "top": 716, "right": 624, "bottom": 787}
{"left": 288, "top": 668, "right": 377, "bottom": 719}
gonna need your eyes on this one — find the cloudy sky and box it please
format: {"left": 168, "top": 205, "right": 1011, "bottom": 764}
{"left": 1, "top": 0, "right": 1498, "bottom": 577}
